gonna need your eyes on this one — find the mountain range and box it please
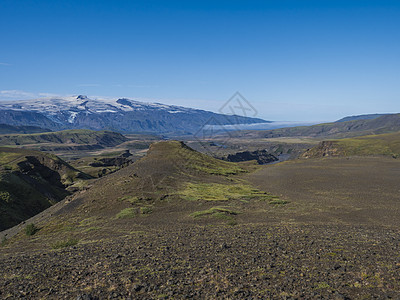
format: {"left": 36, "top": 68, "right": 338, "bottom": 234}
{"left": 0, "top": 96, "right": 266, "bottom": 135}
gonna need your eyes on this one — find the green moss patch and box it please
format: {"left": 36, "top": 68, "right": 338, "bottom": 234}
{"left": 190, "top": 207, "right": 238, "bottom": 218}
{"left": 116, "top": 208, "right": 136, "bottom": 219}
{"left": 140, "top": 206, "right": 153, "bottom": 215}
{"left": 118, "top": 195, "right": 140, "bottom": 204}
{"left": 179, "top": 182, "right": 276, "bottom": 202}
{"left": 190, "top": 207, "right": 239, "bottom": 225}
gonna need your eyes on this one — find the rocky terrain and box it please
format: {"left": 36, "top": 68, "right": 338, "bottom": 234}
{"left": 1, "top": 224, "right": 399, "bottom": 299}
{"left": 224, "top": 149, "right": 278, "bottom": 164}
{"left": 302, "top": 141, "right": 344, "bottom": 158}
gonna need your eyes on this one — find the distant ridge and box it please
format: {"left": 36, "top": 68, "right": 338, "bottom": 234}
{"left": 0, "top": 124, "right": 50, "bottom": 134}
{"left": 335, "top": 113, "right": 392, "bottom": 123}
{"left": 234, "top": 113, "right": 400, "bottom": 139}
{"left": 0, "top": 129, "right": 128, "bottom": 152}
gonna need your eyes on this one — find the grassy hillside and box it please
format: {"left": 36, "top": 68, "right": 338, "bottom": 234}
{"left": 0, "top": 129, "right": 128, "bottom": 148}
{"left": 302, "top": 131, "right": 400, "bottom": 158}
{"left": 0, "top": 147, "right": 91, "bottom": 230}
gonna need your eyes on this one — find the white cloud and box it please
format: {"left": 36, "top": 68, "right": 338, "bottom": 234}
{"left": 0, "top": 90, "right": 63, "bottom": 101}
{"left": 0, "top": 62, "right": 11, "bottom": 66}
{"left": 128, "top": 84, "right": 160, "bottom": 88}
{"left": 38, "top": 92, "right": 61, "bottom": 98}
{"left": 0, "top": 90, "right": 37, "bottom": 100}
{"left": 77, "top": 83, "right": 101, "bottom": 87}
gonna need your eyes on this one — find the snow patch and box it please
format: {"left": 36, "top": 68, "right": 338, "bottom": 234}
{"left": 168, "top": 111, "right": 183, "bottom": 114}
{"left": 68, "top": 112, "right": 78, "bottom": 123}
{"left": 96, "top": 110, "right": 117, "bottom": 113}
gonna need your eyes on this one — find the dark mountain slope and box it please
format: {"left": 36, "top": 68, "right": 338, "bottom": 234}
{"left": 0, "top": 129, "right": 128, "bottom": 149}
{"left": 0, "top": 110, "right": 61, "bottom": 129}
{"left": 0, "top": 147, "right": 90, "bottom": 230}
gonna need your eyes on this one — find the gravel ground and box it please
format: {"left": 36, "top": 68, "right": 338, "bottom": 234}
{"left": 1, "top": 224, "right": 399, "bottom": 299}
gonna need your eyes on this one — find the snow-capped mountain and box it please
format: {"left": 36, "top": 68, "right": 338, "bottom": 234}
{"left": 0, "top": 96, "right": 267, "bottom": 135}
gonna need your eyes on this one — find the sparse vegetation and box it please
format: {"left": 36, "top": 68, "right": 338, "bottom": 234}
{"left": 24, "top": 223, "right": 39, "bottom": 236}
{"left": 51, "top": 238, "right": 79, "bottom": 249}
{"left": 0, "top": 191, "right": 12, "bottom": 203}
{"left": 268, "top": 198, "right": 287, "bottom": 205}
{"left": 63, "top": 169, "right": 79, "bottom": 185}
{"left": 191, "top": 207, "right": 238, "bottom": 225}
{"left": 190, "top": 207, "right": 238, "bottom": 218}
{"left": 315, "top": 282, "right": 330, "bottom": 289}
{"left": 118, "top": 195, "right": 140, "bottom": 204}
{"left": 140, "top": 206, "right": 153, "bottom": 214}
{"left": 192, "top": 162, "right": 245, "bottom": 176}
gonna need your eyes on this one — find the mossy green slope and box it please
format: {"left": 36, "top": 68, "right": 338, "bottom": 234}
{"left": 336, "top": 132, "right": 400, "bottom": 157}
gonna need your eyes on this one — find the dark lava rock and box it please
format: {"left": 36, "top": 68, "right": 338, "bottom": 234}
{"left": 224, "top": 150, "right": 278, "bottom": 164}
{"left": 89, "top": 156, "right": 131, "bottom": 168}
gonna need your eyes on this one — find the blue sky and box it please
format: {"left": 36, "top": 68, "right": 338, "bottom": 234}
{"left": 0, "top": 0, "right": 399, "bottom": 121}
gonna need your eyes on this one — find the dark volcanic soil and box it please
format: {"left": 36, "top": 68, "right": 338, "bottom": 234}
{"left": 1, "top": 224, "right": 399, "bottom": 299}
